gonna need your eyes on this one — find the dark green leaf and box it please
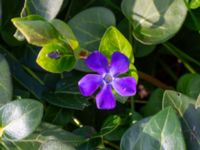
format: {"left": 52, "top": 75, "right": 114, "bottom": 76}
{"left": 121, "top": 107, "right": 186, "bottom": 150}
{"left": 12, "top": 15, "right": 60, "bottom": 46}
{"left": 99, "top": 26, "right": 133, "bottom": 62}
{"left": 36, "top": 42, "right": 76, "bottom": 73}
{"left": 0, "top": 45, "right": 46, "bottom": 99}
{"left": 0, "top": 54, "right": 12, "bottom": 106}
{"left": 44, "top": 93, "right": 90, "bottom": 110}
{"left": 142, "top": 88, "right": 164, "bottom": 116}
{"left": 0, "top": 99, "right": 43, "bottom": 140}
{"left": 121, "top": 0, "right": 188, "bottom": 44}
{"left": 68, "top": 7, "right": 116, "bottom": 72}
{"left": 162, "top": 90, "right": 200, "bottom": 150}
{"left": 94, "top": 115, "right": 121, "bottom": 137}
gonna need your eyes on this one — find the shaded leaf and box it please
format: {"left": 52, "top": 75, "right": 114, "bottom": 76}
{"left": 44, "top": 93, "right": 90, "bottom": 110}
{"left": 51, "top": 19, "right": 79, "bottom": 50}
{"left": 0, "top": 54, "right": 12, "bottom": 105}
{"left": 121, "top": 0, "right": 188, "bottom": 44}
{"left": 68, "top": 7, "right": 116, "bottom": 72}
{"left": 0, "top": 99, "right": 43, "bottom": 140}
{"left": 162, "top": 90, "right": 200, "bottom": 150}
{"left": 99, "top": 26, "right": 133, "bottom": 62}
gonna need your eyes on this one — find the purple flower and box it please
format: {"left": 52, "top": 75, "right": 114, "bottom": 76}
{"left": 78, "top": 51, "right": 137, "bottom": 110}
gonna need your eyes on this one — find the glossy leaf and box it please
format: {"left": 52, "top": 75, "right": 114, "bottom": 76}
{"left": 99, "top": 26, "right": 133, "bottom": 62}
{"left": 5, "top": 123, "right": 85, "bottom": 149}
{"left": 162, "top": 90, "right": 200, "bottom": 150}
{"left": 121, "top": 0, "right": 188, "bottom": 44}
{"left": 51, "top": 19, "right": 79, "bottom": 50}
{"left": 68, "top": 7, "right": 116, "bottom": 72}
{"left": 190, "top": 0, "right": 200, "bottom": 9}
{"left": 97, "top": 115, "right": 121, "bottom": 137}
{"left": 0, "top": 54, "right": 12, "bottom": 105}
{"left": 36, "top": 43, "right": 76, "bottom": 73}
{"left": 24, "top": 0, "right": 63, "bottom": 20}
{"left": 12, "top": 15, "right": 59, "bottom": 46}
{"left": 0, "top": 99, "right": 43, "bottom": 140}
{"left": 121, "top": 107, "right": 186, "bottom": 150}
{"left": 44, "top": 93, "right": 90, "bottom": 110}
{"left": 0, "top": 45, "right": 46, "bottom": 99}
{"left": 177, "top": 73, "right": 200, "bottom": 98}
{"left": 40, "top": 140, "right": 76, "bottom": 150}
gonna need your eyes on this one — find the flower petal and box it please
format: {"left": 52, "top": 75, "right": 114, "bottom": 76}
{"left": 110, "top": 52, "right": 129, "bottom": 76}
{"left": 96, "top": 84, "right": 116, "bottom": 110}
{"left": 112, "top": 77, "right": 137, "bottom": 96}
{"left": 86, "top": 51, "right": 109, "bottom": 74}
{"left": 78, "top": 74, "right": 102, "bottom": 96}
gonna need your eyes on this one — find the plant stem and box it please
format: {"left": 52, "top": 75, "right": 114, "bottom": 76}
{"left": 103, "top": 140, "right": 120, "bottom": 150}
{"left": 130, "top": 96, "right": 135, "bottom": 113}
{"left": 138, "top": 71, "right": 174, "bottom": 90}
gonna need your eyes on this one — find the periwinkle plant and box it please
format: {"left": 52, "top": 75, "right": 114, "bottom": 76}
{"left": 78, "top": 51, "right": 137, "bottom": 110}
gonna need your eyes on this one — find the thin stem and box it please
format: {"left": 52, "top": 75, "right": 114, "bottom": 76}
{"left": 138, "top": 71, "right": 174, "bottom": 90}
{"left": 103, "top": 140, "right": 120, "bottom": 150}
{"left": 130, "top": 96, "right": 135, "bottom": 113}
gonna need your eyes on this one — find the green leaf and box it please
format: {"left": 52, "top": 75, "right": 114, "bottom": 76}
{"left": 0, "top": 45, "right": 46, "bottom": 99}
{"left": 0, "top": 54, "right": 12, "bottom": 106}
{"left": 190, "top": 0, "right": 200, "bottom": 9}
{"left": 44, "top": 93, "right": 90, "bottom": 110}
{"left": 36, "top": 42, "right": 76, "bottom": 73}
{"left": 142, "top": 88, "right": 164, "bottom": 116}
{"left": 68, "top": 7, "right": 116, "bottom": 72}
{"left": 94, "top": 115, "right": 121, "bottom": 137}
{"left": 40, "top": 140, "right": 76, "bottom": 150}
{"left": 162, "top": 90, "right": 200, "bottom": 149}
{"left": 12, "top": 15, "right": 59, "bottom": 46}
{"left": 195, "top": 94, "right": 200, "bottom": 109}
{"left": 134, "top": 40, "right": 156, "bottom": 57}
{"left": 0, "top": 99, "right": 43, "bottom": 140}
{"left": 121, "top": 0, "right": 188, "bottom": 44}
{"left": 51, "top": 19, "right": 79, "bottom": 50}
{"left": 0, "top": 1, "right": 2, "bottom": 27}
{"left": 121, "top": 107, "right": 186, "bottom": 150}
{"left": 99, "top": 26, "right": 133, "bottom": 62}
{"left": 4, "top": 123, "right": 85, "bottom": 149}
{"left": 24, "top": 0, "right": 63, "bottom": 20}
{"left": 177, "top": 73, "right": 200, "bottom": 98}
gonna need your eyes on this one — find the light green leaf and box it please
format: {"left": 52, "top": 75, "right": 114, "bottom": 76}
{"left": 195, "top": 94, "right": 200, "bottom": 109}
{"left": 36, "top": 42, "right": 76, "bottom": 73}
{"left": 121, "top": 107, "right": 186, "bottom": 150}
{"left": 51, "top": 19, "right": 79, "bottom": 50}
{"left": 0, "top": 54, "right": 12, "bottom": 106}
{"left": 121, "top": 0, "right": 188, "bottom": 44}
{"left": 0, "top": 99, "right": 43, "bottom": 140}
{"left": 190, "top": 0, "right": 200, "bottom": 9}
{"left": 68, "top": 7, "right": 116, "bottom": 72}
{"left": 12, "top": 15, "right": 59, "bottom": 46}
{"left": 99, "top": 26, "right": 133, "bottom": 62}
{"left": 162, "top": 90, "right": 200, "bottom": 149}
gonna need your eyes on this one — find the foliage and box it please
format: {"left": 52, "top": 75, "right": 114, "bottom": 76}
{"left": 0, "top": 0, "right": 200, "bottom": 149}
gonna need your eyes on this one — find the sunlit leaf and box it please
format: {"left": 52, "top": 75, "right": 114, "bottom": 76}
{"left": 162, "top": 90, "right": 200, "bottom": 150}
{"left": 121, "top": 0, "right": 188, "bottom": 44}
{"left": 0, "top": 99, "right": 43, "bottom": 140}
